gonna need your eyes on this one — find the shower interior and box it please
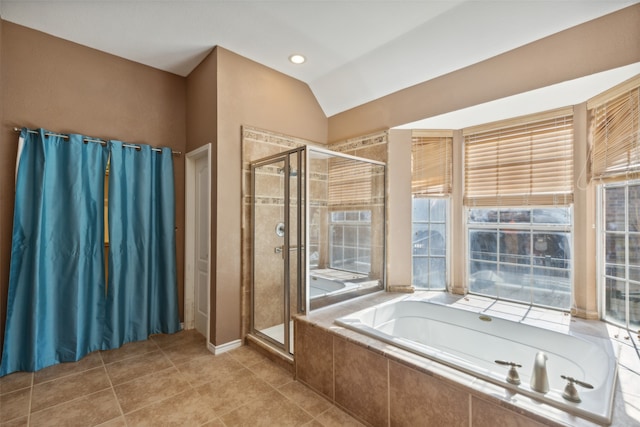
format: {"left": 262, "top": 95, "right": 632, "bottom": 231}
{"left": 250, "top": 146, "right": 385, "bottom": 357}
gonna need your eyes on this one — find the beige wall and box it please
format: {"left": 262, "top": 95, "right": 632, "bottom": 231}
{"left": 214, "top": 47, "right": 327, "bottom": 344}
{"left": 328, "top": 3, "right": 640, "bottom": 142}
{"left": 0, "top": 22, "right": 187, "bottom": 349}
{"left": 387, "top": 130, "right": 412, "bottom": 288}
{"left": 185, "top": 50, "right": 218, "bottom": 342}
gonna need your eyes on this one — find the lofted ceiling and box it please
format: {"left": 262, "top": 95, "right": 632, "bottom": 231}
{"left": 1, "top": 0, "right": 639, "bottom": 126}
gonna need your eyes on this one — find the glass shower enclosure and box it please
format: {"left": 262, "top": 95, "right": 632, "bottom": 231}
{"left": 251, "top": 146, "right": 385, "bottom": 356}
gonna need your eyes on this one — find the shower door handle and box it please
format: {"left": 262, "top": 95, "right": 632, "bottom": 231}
{"left": 274, "top": 245, "right": 304, "bottom": 258}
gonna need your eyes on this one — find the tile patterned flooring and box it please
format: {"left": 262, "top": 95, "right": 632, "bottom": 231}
{"left": 0, "top": 330, "right": 364, "bottom": 426}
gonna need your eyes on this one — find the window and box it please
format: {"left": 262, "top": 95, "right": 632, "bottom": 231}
{"left": 464, "top": 110, "right": 574, "bottom": 309}
{"left": 412, "top": 198, "right": 447, "bottom": 289}
{"left": 329, "top": 210, "right": 371, "bottom": 274}
{"left": 592, "top": 78, "right": 640, "bottom": 328}
{"left": 411, "top": 132, "right": 451, "bottom": 289}
{"left": 468, "top": 207, "right": 572, "bottom": 308}
{"left": 601, "top": 183, "right": 640, "bottom": 329}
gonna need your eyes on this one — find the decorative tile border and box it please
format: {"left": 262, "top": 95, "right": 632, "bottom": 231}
{"left": 329, "top": 130, "right": 388, "bottom": 153}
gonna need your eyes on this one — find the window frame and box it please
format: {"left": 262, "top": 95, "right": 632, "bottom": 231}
{"left": 411, "top": 196, "right": 450, "bottom": 290}
{"left": 597, "top": 180, "right": 640, "bottom": 328}
{"left": 410, "top": 131, "right": 453, "bottom": 291}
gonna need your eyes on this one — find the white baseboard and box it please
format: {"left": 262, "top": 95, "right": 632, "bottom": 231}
{"left": 207, "top": 339, "right": 242, "bottom": 355}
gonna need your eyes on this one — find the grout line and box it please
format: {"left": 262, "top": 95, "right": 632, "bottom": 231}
{"left": 101, "top": 359, "right": 127, "bottom": 427}
{"left": 272, "top": 384, "right": 319, "bottom": 422}
{"left": 101, "top": 348, "right": 159, "bottom": 367}
{"left": 332, "top": 335, "right": 336, "bottom": 404}
{"left": 31, "top": 356, "right": 102, "bottom": 386}
{"left": 386, "top": 359, "right": 391, "bottom": 427}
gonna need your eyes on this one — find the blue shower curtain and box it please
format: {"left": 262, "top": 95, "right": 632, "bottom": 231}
{"left": 0, "top": 129, "right": 109, "bottom": 375}
{"left": 103, "top": 141, "right": 180, "bottom": 349}
{"left": 1, "top": 130, "right": 180, "bottom": 376}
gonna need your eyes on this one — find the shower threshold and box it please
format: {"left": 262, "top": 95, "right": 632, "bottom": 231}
{"left": 258, "top": 320, "right": 294, "bottom": 354}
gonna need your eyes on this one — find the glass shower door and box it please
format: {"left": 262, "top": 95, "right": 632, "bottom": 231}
{"left": 251, "top": 148, "right": 304, "bottom": 355}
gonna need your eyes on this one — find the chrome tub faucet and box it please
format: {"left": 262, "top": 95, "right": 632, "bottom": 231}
{"left": 530, "top": 351, "right": 549, "bottom": 393}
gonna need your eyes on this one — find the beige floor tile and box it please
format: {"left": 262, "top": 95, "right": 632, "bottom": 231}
{"left": 113, "top": 367, "right": 190, "bottom": 414}
{"left": 161, "top": 339, "right": 211, "bottom": 365}
{"left": 220, "top": 389, "right": 313, "bottom": 426}
{"left": 195, "top": 368, "right": 274, "bottom": 415}
{"left": 29, "top": 388, "right": 121, "bottom": 427}
{"left": 227, "top": 345, "right": 269, "bottom": 367}
{"left": 279, "top": 381, "right": 332, "bottom": 417}
{"left": 0, "top": 333, "right": 385, "bottom": 427}
{"left": 0, "top": 372, "right": 32, "bottom": 395}
{"left": 0, "top": 415, "right": 29, "bottom": 426}
{"left": 249, "top": 359, "right": 294, "bottom": 387}
{"left": 100, "top": 339, "right": 159, "bottom": 365}
{"left": 0, "top": 388, "right": 30, "bottom": 423}
{"left": 151, "top": 330, "right": 204, "bottom": 350}
{"left": 124, "top": 389, "right": 217, "bottom": 426}
{"left": 199, "top": 418, "right": 226, "bottom": 427}
{"left": 95, "top": 416, "right": 127, "bottom": 427}
{"left": 105, "top": 350, "right": 172, "bottom": 386}
{"left": 175, "top": 353, "right": 244, "bottom": 388}
{"left": 31, "top": 366, "right": 111, "bottom": 413}
{"left": 314, "top": 406, "right": 365, "bottom": 427}
{"left": 34, "top": 352, "right": 104, "bottom": 384}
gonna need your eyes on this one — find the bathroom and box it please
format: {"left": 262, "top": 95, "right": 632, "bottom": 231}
{"left": 1, "top": 3, "right": 640, "bottom": 427}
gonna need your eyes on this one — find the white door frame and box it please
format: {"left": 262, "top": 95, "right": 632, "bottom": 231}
{"left": 184, "top": 143, "right": 212, "bottom": 345}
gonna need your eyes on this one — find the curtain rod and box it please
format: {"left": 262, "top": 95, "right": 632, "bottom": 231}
{"left": 13, "top": 127, "right": 182, "bottom": 156}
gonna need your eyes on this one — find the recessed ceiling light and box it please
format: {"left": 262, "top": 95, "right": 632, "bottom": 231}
{"left": 289, "top": 54, "right": 306, "bottom": 64}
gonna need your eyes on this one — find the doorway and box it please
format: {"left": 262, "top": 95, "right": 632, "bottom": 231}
{"left": 251, "top": 148, "right": 305, "bottom": 356}
{"left": 184, "top": 144, "right": 212, "bottom": 342}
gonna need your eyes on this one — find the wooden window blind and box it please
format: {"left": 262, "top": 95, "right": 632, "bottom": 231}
{"left": 590, "top": 83, "right": 640, "bottom": 183}
{"left": 328, "top": 157, "right": 373, "bottom": 207}
{"left": 464, "top": 109, "right": 574, "bottom": 207}
{"left": 411, "top": 132, "right": 453, "bottom": 196}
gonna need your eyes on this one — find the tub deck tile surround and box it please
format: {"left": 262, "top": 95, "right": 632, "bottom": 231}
{"left": 334, "top": 338, "right": 388, "bottom": 426}
{"left": 295, "top": 320, "right": 335, "bottom": 400}
{"left": 294, "top": 291, "right": 640, "bottom": 427}
{"left": 389, "top": 360, "right": 469, "bottom": 426}
{"left": 0, "top": 329, "right": 363, "bottom": 426}
{"left": 471, "top": 396, "right": 548, "bottom": 427}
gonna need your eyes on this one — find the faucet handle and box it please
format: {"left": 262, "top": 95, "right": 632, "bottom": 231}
{"left": 495, "top": 360, "right": 522, "bottom": 385}
{"left": 495, "top": 359, "right": 522, "bottom": 368}
{"left": 561, "top": 375, "right": 594, "bottom": 389}
{"left": 560, "top": 375, "right": 594, "bottom": 403}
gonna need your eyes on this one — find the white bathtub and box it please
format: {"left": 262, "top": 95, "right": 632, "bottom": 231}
{"left": 335, "top": 299, "right": 618, "bottom": 425}
{"left": 308, "top": 276, "right": 359, "bottom": 299}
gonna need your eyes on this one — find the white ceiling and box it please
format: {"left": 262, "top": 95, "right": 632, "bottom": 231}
{"left": 0, "top": 0, "right": 638, "bottom": 123}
